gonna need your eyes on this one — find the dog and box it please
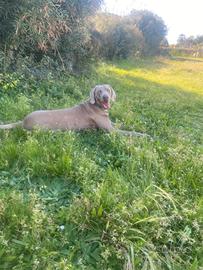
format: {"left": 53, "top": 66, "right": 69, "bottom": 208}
{"left": 0, "top": 84, "right": 149, "bottom": 137}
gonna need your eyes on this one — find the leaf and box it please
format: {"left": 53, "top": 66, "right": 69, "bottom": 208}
{"left": 91, "top": 208, "right": 97, "bottom": 217}
{"left": 97, "top": 205, "right": 103, "bottom": 217}
{"left": 12, "top": 239, "right": 26, "bottom": 246}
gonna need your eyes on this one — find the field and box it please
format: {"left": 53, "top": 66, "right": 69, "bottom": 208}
{"left": 0, "top": 56, "right": 202, "bottom": 269}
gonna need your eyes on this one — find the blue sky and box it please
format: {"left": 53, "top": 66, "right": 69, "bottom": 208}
{"left": 103, "top": 0, "right": 203, "bottom": 44}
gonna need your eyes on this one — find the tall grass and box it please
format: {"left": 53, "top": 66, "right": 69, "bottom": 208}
{"left": 0, "top": 57, "right": 202, "bottom": 269}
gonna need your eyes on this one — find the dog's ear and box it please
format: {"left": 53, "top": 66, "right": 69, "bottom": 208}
{"left": 89, "top": 86, "right": 96, "bottom": 104}
{"left": 109, "top": 85, "right": 116, "bottom": 102}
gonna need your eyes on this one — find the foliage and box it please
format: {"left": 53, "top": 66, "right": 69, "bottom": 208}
{"left": 169, "top": 34, "right": 203, "bottom": 57}
{"left": 128, "top": 10, "right": 167, "bottom": 55}
{"left": 0, "top": 57, "right": 202, "bottom": 269}
{"left": 90, "top": 11, "right": 167, "bottom": 60}
{"left": 176, "top": 35, "right": 203, "bottom": 57}
{"left": 90, "top": 13, "right": 145, "bottom": 59}
{"left": 0, "top": 0, "right": 103, "bottom": 73}
{"left": 174, "top": 34, "right": 203, "bottom": 57}
{"left": 0, "top": 3, "right": 168, "bottom": 72}
{"left": 105, "top": 23, "right": 144, "bottom": 59}
{"left": 177, "top": 34, "right": 203, "bottom": 48}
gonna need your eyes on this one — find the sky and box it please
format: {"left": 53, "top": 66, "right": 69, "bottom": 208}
{"left": 103, "top": 0, "right": 203, "bottom": 44}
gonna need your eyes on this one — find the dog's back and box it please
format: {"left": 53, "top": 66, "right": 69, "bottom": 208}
{"left": 22, "top": 102, "right": 97, "bottom": 130}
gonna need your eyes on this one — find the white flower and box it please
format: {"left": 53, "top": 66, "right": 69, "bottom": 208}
{"left": 59, "top": 225, "right": 65, "bottom": 231}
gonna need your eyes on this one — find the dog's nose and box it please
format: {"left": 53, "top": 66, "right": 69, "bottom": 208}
{"left": 103, "top": 95, "right": 109, "bottom": 102}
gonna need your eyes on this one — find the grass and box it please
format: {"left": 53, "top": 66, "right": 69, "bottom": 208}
{"left": 0, "top": 56, "right": 202, "bottom": 269}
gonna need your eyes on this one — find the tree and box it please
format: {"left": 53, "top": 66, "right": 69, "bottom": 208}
{"left": 177, "top": 34, "right": 203, "bottom": 48}
{"left": 177, "top": 34, "right": 187, "bottom": 46}
{"left": 89, "top": 13, "right": 144, "bottom": 59}
{"left": 104, "top": 22, "right": 144, "bottom": 59}
{"left": 195, "top": 35, "right": 203, "bottom": 45}
{"left": 128, "top": 10, "right": 167, "bottom": 55}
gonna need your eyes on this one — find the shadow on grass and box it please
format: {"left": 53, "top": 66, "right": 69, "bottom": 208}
{"left": 101, "top": 62, "right": 203, "bottom": 99}
{"left": 170, "top": 56, "right": 203, "bottom": 63}
{"left": 98, "top": 65, "right": 203, "bottom": 140}
{"left": 110, "top": 57, "right": 169, "bottom": 71}
{"left": 0, "top": 170, "right": 81, "bottom": 212}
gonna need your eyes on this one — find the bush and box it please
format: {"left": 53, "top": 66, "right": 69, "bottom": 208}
{"left": 0, "top": 0, "right": 103, "bottom": 74}
{"left": 89, "top": 11, "right": 167, "bottom": 60}
{"left": 0, "top": 2, "right": 168, "bottom": 73}
{"left": 128, "top": 10, "right": 167, "bottom": 55}
{"left": 90, "top": 13, "right": 145, "bottom": 60}
{"left": 103, "top": 23, "right": 144, "bottom": 59}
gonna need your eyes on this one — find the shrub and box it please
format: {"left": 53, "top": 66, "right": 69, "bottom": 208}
{"left": 0, "top": 0, "right": 103, "bottom": 73}
{"left": 90, "top": 13, "right": 145, "bottom": 60}
{"left": 128, "top": 10, "right": 167, "bottom": 55}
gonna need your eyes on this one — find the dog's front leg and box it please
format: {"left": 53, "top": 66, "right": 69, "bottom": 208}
{"left": 109, "top": 122, "right": 151, "bottom": 137}
{"left": 114, "top": 129, "right": 151, "bottom": 138}
{"left": 96, "top": 119, "right": 151, "bottom": 138}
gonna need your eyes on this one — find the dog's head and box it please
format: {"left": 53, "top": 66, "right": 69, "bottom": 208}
{"left": 89, "top": 84, "right": 116, "bottom": 110}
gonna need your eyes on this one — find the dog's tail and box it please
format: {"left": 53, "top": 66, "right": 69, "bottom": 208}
{"left": 0, "top": 121, "right": 22, "bottom": 129}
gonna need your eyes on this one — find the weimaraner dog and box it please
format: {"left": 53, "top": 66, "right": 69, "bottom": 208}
{"left": 0, "top": 84, "right": 149, "bottom": 137}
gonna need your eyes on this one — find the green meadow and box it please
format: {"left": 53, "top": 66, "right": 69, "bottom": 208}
{"left": 0, "top": 56, "right": 202, "bottom": 269}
